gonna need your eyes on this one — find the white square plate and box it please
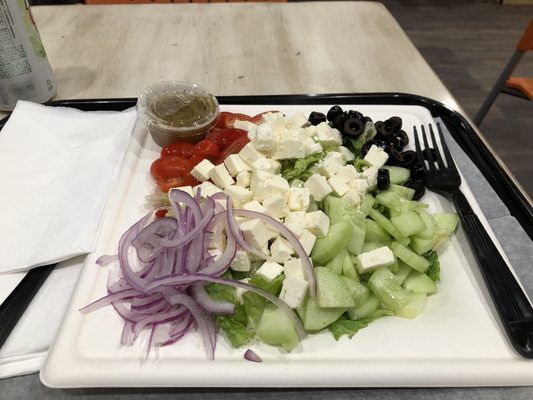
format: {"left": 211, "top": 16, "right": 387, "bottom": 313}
{"left": 40, "top": 104, "right": 533, "bottom": 388}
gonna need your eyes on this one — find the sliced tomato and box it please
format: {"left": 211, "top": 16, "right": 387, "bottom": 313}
{"left": 214, "top": 135, "right": 250, "bottom": 165}
{"left": 214, "top": 112, "right": 252, "bottom": 129}
{"left": 160, "top": 141, "right": 196, "bottom": 159}
{"left": 150, "top": 156, "right": 191, "bottom": 182}
{"left": 193, "top": 139, "right": 220, "bottom": 161}
{"left": 157, "top": 174, "right": 199, "bottom": 193}
{"left": 206, "top": 128, "right": 248, "bottom": 151}
{"left": 250, "top": 110, "right": 280, "bottom": 124}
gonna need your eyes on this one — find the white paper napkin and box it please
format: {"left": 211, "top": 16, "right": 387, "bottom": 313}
{"left": 0, "top": 256, "right": 83, "bottom": 379}
{"left": 0, "top": 101, "right": 137, "bottom": 273}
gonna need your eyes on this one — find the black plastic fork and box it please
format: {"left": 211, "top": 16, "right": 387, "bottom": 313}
{"left": 414, "top": 122, "right": 533, "bottom": 358}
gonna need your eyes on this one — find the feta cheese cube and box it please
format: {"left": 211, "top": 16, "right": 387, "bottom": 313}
{"left": 316, "top": 151, "right": 344, "bottom": 177}
{"left": 303, "top": 137, "right": 323, "bottom": 156}
{"left": 285, "top": 111, "right": 308, "bottom": 129}
{"left": 299, "top": 229, "right": 317, "bottom": 255}
{"left": 251, "top": 157, "right": 281, "bottom": 174}
{"left": 284, "top": 211, "right": 306, "bottom": 237}
{"left": 242, "top": 200, "right": 267, "bottom": 214}
{"left": 283, "top": 258, "right": 306, "bottom": 280}
{"left": 236, "top": 170, "right": 251, "bottom": 188}
{"left": 239, "top": 142, "right": 264, "bottom": 164}
{"left": 328, "top": 175, "right": 350, "bottom": 196}
{"left": 250, "top": 171, "right": 290, "bottom": 202}
{"left": 303, "top": 125, "right": 317, "bottom": 137}
{"left": 304, "top": 210, "right": 330, "bottom": 238}
{"left": 261, "top": 111, "right": 285, "bottom": 124}
{"left": 190, "top": 159, "right": 215, "bottom": 182}
{"left": 364, "top": 145, "right": 389, "bottom": 168}
{"left": 270, "top": 236, "right": 294, "bottom": 263}
{"left": 288, "top": 187, "right": 311, "bottom": 211}
{"left": 348, "top": 178, "right": 370, "bottom": 196}
{"left": 272, "top": 132, "right": 306, "bottom": 160}
{"left": 254, "top": 123, "right": 276, "bottom": 153}
{"left": 262, "top": 193, "right": 290, "bottom": 218}
{"left": 336, "top": 164, "right": 360, "bottom": 183}
{"left": 362, "top": 166, "right": 379, "bottom": 190}
{"left": 239, "top": 218, "right": 271, "bottom": 249}
{"left": 224, "top": 154, "right": 251, "bottom": 177}
{"left": 233, "top": 119, "right": 257, "bottom": 133}
{"left": 342, "top": 189, "right": 362, "bottom": 206}
{"left": 315, "top": 122, "right": 342, "bottom": 146}
{"left": 209, "top": 164, "right": 235, "bottom": 189}
{"left": 195, "top": 181, "right": 222, "bottom": 198}
{"left": 224, "top": 185, "right": 252, "bottom": 208}
{"left": 234, "top": 278, "right": 250, "bottom": 304}
{"left": 207, "top": 219, "right": 226, "bottom": 250}
{"left": 304, "top": 173, "right": 332, "bottom": 201}
{"left": 230, "top": 249, "right": 251, "bottom": 272}
{"left": 256, "top": 260, "right": 284, "bottom": 282}
{"left": 339, "top": 146, "right": 355, "bottom": 162}
{"left": 279, "top": 277, "right": 309, "bottom": 308}
{"left": 356, "top": 246, "right": 395, "bottom": 273}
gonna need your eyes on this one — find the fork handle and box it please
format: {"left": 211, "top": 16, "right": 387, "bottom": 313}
{"left": 451, "top": 190, "right": 533, "bottom": 357}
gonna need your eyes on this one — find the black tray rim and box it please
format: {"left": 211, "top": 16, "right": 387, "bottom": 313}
{"left": 2, "top": 92, "right": 531, "bottom": 240}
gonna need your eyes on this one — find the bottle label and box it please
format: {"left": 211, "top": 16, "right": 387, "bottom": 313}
{"left": 0, "top": 0, "right": 56, "bottom": 110}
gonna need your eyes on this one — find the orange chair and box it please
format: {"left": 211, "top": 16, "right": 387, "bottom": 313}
{"left": 474, "top": 19, "right": 533, "bottom": 125}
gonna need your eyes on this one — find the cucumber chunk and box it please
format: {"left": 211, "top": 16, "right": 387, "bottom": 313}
{"left": 409, "top": 236, "right": 438, "bottom": 255}
{"left": 403, "top": 271, "right": 438, "bottom": 294}
{"left": 394, "top": 259, "right": 413, "bottom": 285}
{"left": 342, "top": 253, "right": 359, "bottom": 280}
{"left": 341, "top": 276, "right": 370, "bottom": 308}
{"left": 388, "top": 184, "right": 415, "bottom": 200}
{"left": 346, "top": 217, "right": 366, "bottom": 255}
{"left": 365, "top": 219, "right": 392, "bottom": 243}
{"left": 395, "top": 292, "right": 427, "bottom": 319}
{"left": 433, "top": 213, "right": 459, "bottom": 236}
{"left": 390, "top": 211, "right": 426, "bottom": 237}
{"left": 368, "top": 267, "right": 411, "bottom": 310}
{"left": 311, "top": 220, "right": 353, "bottom": 265}
{"left": 315, "top": 267, "right": 355, "bottom": 308}
{"left": 256, "top": 306, "right": 300, "bottom": 351}
{"left": 303, "top": 297, "right": 346, "bottom": 331}
{"left": 368, "top": 208, "right": 410, "bottom": 246}
{"left": 325, "top": 249, "right": 348, "bottom": 275}
{"left": 347, "top": 294, "right": 380, "bottom": 320}
{"left": 324, "top": 196, "right": 348, "bottom": 224}
{"left": 413, "top": 209, "right": 438, "bottom": 239}
{"left": 390, "top": 241, "right": 431, "bottom": 273}
{"left": 382, "top": 165, "right": 411, "bottom": 185}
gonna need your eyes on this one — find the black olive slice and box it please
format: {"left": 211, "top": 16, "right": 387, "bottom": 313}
{"left": 332, "top": 114, "right": 345, "bottom": 131}
{"left": 343, "top": 117, "right": 365, "bottom": 138}
{"left": 400, "top": 150, "right": 417, "bottom": 168}
{"left": 377, "top": 169, "right": 390, "bottom": 190}
{"left": 345, "top": 110, "right": 364, "bottom": 120}
{"left": 388, "top": 148, "right": 404, "bottom": 166}
{"left": 327, "top": 105, "right": 343, "bottom": 122}
{"left": 308, "top": 111, "right": 326, "bottom": 126}
{"left": 383, "top": 116, "right": 402, "bottom": 136}
{"left": 404, "top": 179, "right": 425, "bottom": 200}
{"left": 410, "top": 162, "right": 426, "bottom": 181}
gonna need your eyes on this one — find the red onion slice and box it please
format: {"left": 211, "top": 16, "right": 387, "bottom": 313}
{"left": 244, "top": 349, "right": 263, "bottom": 363}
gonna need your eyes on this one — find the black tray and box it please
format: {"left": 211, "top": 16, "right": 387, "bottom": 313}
{"left": 1, "top": 92, "right": 532, "bottom": 352}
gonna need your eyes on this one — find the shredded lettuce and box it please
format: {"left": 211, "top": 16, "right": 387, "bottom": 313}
{"left": 328, "top": 310, "right": 394, "bottom": 340}
{"left": 280, "top": 153, "right": 324, "bottom": 182}
{"left": 426, "top": 251, "right": 441, "bottom": 282}
{"left": 343, "top": 121, "right": 377, "bottom": 157}
{"left": 242, "top": 275, "right": 284, "bottom": 326}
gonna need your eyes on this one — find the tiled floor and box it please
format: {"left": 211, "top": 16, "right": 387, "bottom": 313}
{"left": 381, "top": 0, "right": 533, "bottom": 200}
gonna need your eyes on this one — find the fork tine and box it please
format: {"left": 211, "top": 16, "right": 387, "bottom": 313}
{"left": 421, "top": 125, "right": 435, "bottom": 171}
{"left": 429, "top": 124, "right": 446, "bottom": 169}
{"left": 436, "top": 122, "right": 458, "bottom": 171}
{"left": 413, "top": 126, "right": 424, "bottom": 166}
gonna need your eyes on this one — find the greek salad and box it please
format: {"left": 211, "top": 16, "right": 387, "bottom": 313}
{"left": 82, "top": 106, "right": 459, "bottom": 361}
